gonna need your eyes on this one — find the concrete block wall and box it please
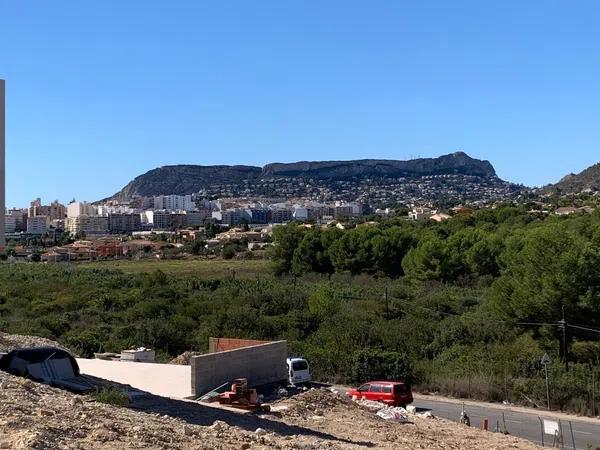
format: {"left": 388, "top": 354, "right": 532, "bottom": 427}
{"left": 191, "top": 340, "right": 287, "bottom": 396}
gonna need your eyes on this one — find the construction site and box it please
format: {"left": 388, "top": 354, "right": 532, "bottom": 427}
{"left": 0, "top": 332, "right": 547, "bottom": 450}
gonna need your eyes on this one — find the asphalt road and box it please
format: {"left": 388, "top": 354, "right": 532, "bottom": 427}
{"left": 413, "top": 396, "right": 600, "bottom": 449}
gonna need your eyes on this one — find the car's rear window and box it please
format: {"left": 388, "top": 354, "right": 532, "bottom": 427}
{"left": 382, "top": 385, "right": 392, "bottom": 393}
{"left": 394, "top": 384, "right": 410, "bottom": 394}
{"left": 292, "top": 361, "right": 308, "bottom": 371}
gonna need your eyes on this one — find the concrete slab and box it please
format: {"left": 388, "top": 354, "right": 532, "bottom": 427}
{"left": 76, "top": 358, "right": 192, "bottom": 399}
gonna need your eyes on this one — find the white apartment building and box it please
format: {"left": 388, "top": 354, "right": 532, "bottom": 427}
{"left": 408, "top": 207, "right": 435, "bottom": 221}
{"left": 97, "top": 205, "right": 137, "bottom": 216}
{"left": 153, "top": 195, "right": 195, "bottom": 211}
{"left": 27, "top": 216, "right": 49, "bottom": 234}
{"left": 67, "top": 216, "right": 109, "bottom": 235}
{"left": 67, "top": 202, "right": 97, "bottom": 218}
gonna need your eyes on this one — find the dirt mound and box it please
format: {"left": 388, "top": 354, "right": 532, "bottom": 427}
{"left": 272, "top": 388, "right": 541, "bottom": 450}
{"left": 280, "top": 388, "right": 362, "bottom": 418}
{"left": 0, "top": 332, "right": 73, "bottom": 354}
{"left": 169, "top": 351, "right": 203, "bottom": 365}
{"left": 0, "top": 371, "right": 272, "bottom": 449}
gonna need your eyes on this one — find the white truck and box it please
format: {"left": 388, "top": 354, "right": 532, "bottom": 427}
{"left": 286, "top": 357, "right": 311, "bottom": 386}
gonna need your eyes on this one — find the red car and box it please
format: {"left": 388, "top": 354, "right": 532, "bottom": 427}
{"left": 347, "top": 381, "right": 413, "bottom": 407}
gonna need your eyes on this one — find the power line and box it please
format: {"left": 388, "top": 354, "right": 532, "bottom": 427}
{"left": 388, "top": 293, "right": 600, "bottom": 335}
{"left": 567, "top": 323, "right": 600, "bottom": 334}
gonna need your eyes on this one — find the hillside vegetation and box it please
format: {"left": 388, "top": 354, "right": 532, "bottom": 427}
{"left": 1, "top": 207, "right": 600, "bottom": 415}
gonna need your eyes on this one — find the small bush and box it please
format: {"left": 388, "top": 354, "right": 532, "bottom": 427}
{"left": 94, "top": 388, "right": 129, "bottom": 406}
{"left": 221, "top": 246, "right": 237, "bottom": 259}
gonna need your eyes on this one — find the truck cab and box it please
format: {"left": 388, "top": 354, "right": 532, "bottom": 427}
{"left": 286, "top": 357, "right": 310, "bottom": 386}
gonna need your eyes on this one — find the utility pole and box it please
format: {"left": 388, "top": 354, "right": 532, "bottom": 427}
{"left": 559, "top": 305, "right": 569, "bottom": 372}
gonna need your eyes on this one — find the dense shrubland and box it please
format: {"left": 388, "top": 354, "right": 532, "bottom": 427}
{"left": 1, "top": 207, "right": 600, "bottom": 415}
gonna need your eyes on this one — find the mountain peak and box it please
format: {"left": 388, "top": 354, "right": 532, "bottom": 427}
{"left": 547, "top": 162, "right": 600, "bottom": 194}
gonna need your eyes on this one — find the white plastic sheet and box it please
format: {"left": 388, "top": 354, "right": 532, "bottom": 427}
{"left": 376, "top": 406, "right": 409, "bottom": 422}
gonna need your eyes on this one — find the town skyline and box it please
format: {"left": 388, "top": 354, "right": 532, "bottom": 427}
{"left": 0, "top": 149, "right": 593, "bottom": 210}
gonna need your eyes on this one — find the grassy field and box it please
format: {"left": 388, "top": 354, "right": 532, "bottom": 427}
{"left": 82, "top": 258, "right": 273, "bottom": 279}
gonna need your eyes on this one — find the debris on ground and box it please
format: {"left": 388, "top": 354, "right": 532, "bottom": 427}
{"left": 198, "top": 382, "right": 230, "bottom": 403}
{"left": 168, "top": 351, "right": 203, "bottom": 365}
{"left": 277, "top": 387, "right": 289, "bottom": 397}
{"left": 0, "top": 347, "right": 93, "bottom": 393}
{"left": 375, "top": 406, "right": 409, "bottom": 422}
{"left": 355, "top": 397, "right": 433, "bottom": 419}
{"left": 279, "top": 388, "right": 362, "bottom": 419}
{"left": 272, "top": 388, "right": 541, "bottom": 449}
{"left": 355, "top": 398, "right": 387, "bottom": 410}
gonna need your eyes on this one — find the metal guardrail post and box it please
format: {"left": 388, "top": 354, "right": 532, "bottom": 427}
{"left": 568, "top": 421, "right": 575, "bottom": 450}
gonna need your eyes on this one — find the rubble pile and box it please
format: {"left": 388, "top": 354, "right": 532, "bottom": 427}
{"left": 280, "top": 388, "right": 363, "bottom": 419}
{"left": 0, "top": 332, "right": 72, "bottom": 354}
{"left": 169, "top": 351, "right": 203, "bottom": 365}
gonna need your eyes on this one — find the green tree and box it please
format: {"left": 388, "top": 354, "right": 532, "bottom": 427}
{"left": 402, "top": 235, "right": 448, "bottom": 281}
{"left": 292, "top": 228, "right": 333, "bottom": 275}
{"left": 270, "top": 223, "right": 305, "bottom": 275}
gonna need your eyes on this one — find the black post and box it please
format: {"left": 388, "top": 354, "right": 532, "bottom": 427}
{"left": 384, "top": 286, "right": 389, "bottom": 317}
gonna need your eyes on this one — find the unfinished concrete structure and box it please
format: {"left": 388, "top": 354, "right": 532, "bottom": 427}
{"left": 0, "top": 80, "right": 5, "bottom": 249}
{"left": 75, "top": 339, "right": 288, "bottom": 399}
{"left": 191, "top": 340, "right": 287, "bottom": 396}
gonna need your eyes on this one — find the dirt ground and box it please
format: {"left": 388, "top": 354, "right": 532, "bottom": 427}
{"left": 0, "top": 332, "right": 540, "bottom": 449}
{"left": 0, "top": 368, "right": 541, "bottom": 450}
{"left": 0, "top": 333, "right": 72, "bottom": 354}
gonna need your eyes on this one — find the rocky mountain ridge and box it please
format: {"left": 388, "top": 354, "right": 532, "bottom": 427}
{"left": 545, "top": 161, "right": 600, "bottom": 194}
{"left": 106, "top": 152, "right": 500, "bottom": 202}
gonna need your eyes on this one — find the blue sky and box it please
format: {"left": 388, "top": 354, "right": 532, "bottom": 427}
{"left": 1, "top": 1, "right": 599, "bottom": 207}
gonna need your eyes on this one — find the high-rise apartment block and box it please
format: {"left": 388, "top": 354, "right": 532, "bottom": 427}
{"left": 29, "top": 198, "right": 66, "bottom": 221}
{"left": 67, "top": 216, "right": 108, "bottom": 235}
{"left": 67, "top": 201, "right": 96, "bottom": 218}
{"left": 107, "top": 213, "right": 142, "bottom": 234}
{"left": 27, "top": 216, "right": 49, "bottom": 235}
{"left": 153, "top": 195, "right": 195, "bottom": 211}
